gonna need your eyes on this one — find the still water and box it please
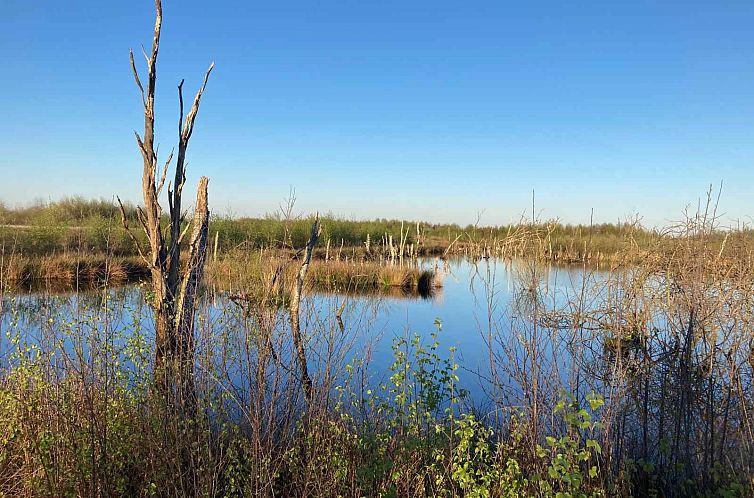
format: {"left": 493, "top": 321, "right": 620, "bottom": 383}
{"left": 0, "top": 258, "right": 606, "bottom": 405}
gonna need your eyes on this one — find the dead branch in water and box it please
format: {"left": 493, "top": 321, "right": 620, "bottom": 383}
{"left": 290, "top": 214, "right": 321, "bottom": 404}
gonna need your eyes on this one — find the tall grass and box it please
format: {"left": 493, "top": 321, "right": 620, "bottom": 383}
{"left": 206, "top": 249, "right": 441, "bottom": 303}
{"left": 4, "top": 196, "right": 732, "bottom": 263}
{"left": 0, "top": 199, "right": 753, "bottom": 496}
{"left": 0, "top": 253, "right": 148, "bottom": 289}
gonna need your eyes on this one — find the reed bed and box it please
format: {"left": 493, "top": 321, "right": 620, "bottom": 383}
{"left": 0, "top": 248, "right": 441, "bottom": 299}
{"left": 0, "top": 253, "right": 148, "bottom": 287}
{"left": 206, "top": 250, "right": 441, "bottom": 302}
{"left": 6, "top": 195, "right": 738, "bottom": 264}
{"left": 308, "top": 260, "right": 439, "bottom": 294}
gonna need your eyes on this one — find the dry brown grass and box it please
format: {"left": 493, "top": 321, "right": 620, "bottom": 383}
{"left": 0, "top": 253, "right": 148, "bottom": 287}
{"left": 308, "top": 260, "right": 440, "bottom": 294}
{"left": 205, "top": 249, "right": 441, "bottom": 300}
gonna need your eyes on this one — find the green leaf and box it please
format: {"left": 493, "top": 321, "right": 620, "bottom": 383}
{"left": 586, "top": 439, "right": 602, "bottom": 454}
{"left": 587, "top": 393, "right": 605, "bottom": 411}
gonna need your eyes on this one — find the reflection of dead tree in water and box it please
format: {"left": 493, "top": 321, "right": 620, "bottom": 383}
{"left": 290, "top": 214, "right": 321, "bottom": 403}
{"left": 118, "top": 0, "right": 213, "bottom": 408}
{"left": 336, "top": 299, "right": 347, "bottom": 334}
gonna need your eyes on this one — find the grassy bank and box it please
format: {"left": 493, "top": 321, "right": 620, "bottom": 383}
{"left": 3, "top": 219, "right": 751, "bottom": 297}
{"left": 0, "top": 197, "right": 677, "bottom": 263}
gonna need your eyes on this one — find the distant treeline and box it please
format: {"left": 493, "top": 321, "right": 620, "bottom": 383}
{"left": 0, "top": 196, "right": 743, "bottom": 260}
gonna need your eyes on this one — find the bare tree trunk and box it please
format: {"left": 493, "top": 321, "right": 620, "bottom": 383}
{"left": 290, "top": 214, "right": 321, "bottom": 404}
{"left": 174, "top": 177, "right": 210, "bottom": 407}
{"left": 118, "top": 0, "right": 213, "bottom": 400}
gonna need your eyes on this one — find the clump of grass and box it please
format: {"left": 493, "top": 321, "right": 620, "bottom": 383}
{"left": 1, "top": 253, "right": 147, "bottom": 287}
{"left": 206, "top": 250, "right": 442, "bottom": 298}
{"left": 304, "top": 261, "right": 442, "bottom": 297}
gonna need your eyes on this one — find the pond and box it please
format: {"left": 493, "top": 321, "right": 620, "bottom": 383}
{"left": 0, "top": 257, "right": 608, "bottom": 407}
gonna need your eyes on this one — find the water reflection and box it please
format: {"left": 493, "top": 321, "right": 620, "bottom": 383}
{"left": 1, "top": 257, "right": 604, "bottom": 406}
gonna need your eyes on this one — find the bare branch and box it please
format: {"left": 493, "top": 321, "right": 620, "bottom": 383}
{"left": 134, "top": 131, "right": 146, "bottom": 156}
{"left": 147, "top": 0, "right": 162, "bottom": 99}
{"left": 176, "top": 168, "right": 187, "bottom": 196}
{"left": 117, "top": 196, "right": 153, "bottom": 269}
{"left": 156, "top": 148, "right": 174, "bottom": 195}
{"left": 176, "top": 220, "right": 192, "bottom": 247}
{"left": 178, "top": 79, "right": 185, "bottom": 135}
{"left": 168, "top": 62, "right": 213, "bottom": 283}
{"left": 129, "top": 49, "right": 146, "bottom": 106}
{"left": 167, "top": 184, "right": 174, "bottom": 214}
{"left": 135, "top": 206, "right": 150, "bottom": 235}
{"left": 180, "top": 63, "right": 214, "bottom": 143}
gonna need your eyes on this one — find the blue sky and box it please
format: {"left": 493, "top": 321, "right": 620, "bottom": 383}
{"left": 1, "top": 1, "right": 753, "bottom": 226}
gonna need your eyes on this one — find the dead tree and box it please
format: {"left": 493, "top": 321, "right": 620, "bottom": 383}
{"left": 290, "top": 214, "right": 321, "bottom": 403}
{"left": 118, "top": 0, "right": 213, "bottom": 403}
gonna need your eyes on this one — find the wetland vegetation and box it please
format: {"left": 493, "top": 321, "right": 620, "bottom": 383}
{"left": 2, "top": 2, "right": 753, "bottom": 497}
{"left": 2, "top": 192, "right": 753, "bottom": 497}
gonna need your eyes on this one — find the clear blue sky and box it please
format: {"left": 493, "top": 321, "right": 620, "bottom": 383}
{"left": 1, "top": 1, "right": 753, "bottom": 226}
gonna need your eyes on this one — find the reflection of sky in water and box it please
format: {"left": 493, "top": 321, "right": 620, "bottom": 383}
{"left": 329, "top": 258, "right": 609, "bottom": 402}
{"left": 0, "top": 258, "right": 609, "bottom": 405}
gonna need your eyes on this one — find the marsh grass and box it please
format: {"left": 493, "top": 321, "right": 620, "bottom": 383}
{"left": 206, "top": 249, "right": 441, "bottom": 301}
{"left": 308, "top": 261, "right": 440, "bottom": 295}
{"left": 6, "top": 196, "right": 741, "bottom": 264}
{"left": 1, "top": 197, "right": 753, "bottom": 496}
{"left": 0, "top": 253, "right": 148, "bottom": 288}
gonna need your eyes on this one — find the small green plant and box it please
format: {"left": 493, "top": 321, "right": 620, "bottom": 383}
{"left": 431, "top": 413, "right": 529, "bottom": 498}
{"left": 374, "top": 320, "right": 467, "bottom": 435}
{"left": 535, "top": 391, "right": 605, "bottom": 498}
